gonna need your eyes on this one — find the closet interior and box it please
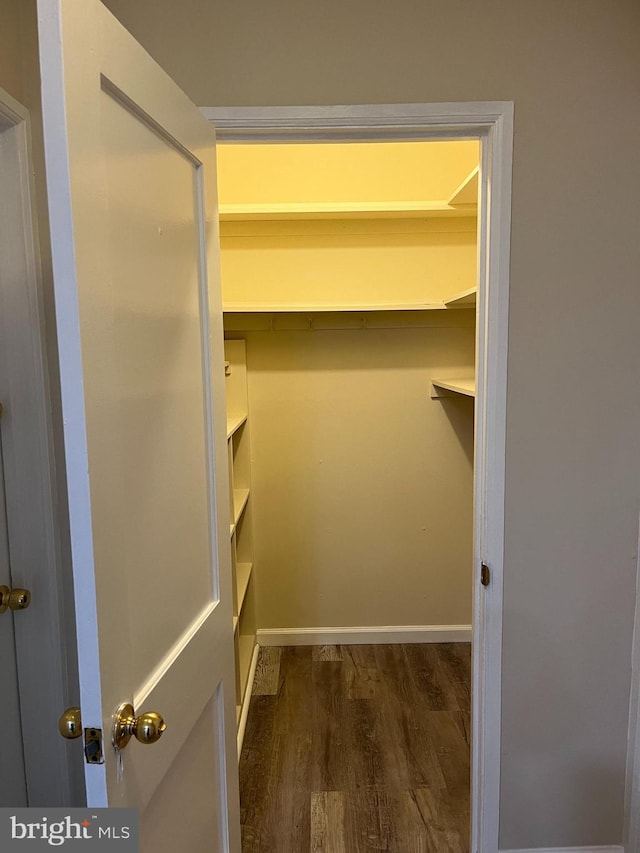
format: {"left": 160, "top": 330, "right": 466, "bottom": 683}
{"left": 217, "top": 139, "right": 480, "bottom": 735}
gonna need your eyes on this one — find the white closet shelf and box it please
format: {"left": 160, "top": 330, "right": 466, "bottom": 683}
{"left": 238, "top": 632, "right": 255, "bottom": 700}
{"left": 233, "top": 615, "right": 239, "bottom": 633}
{"left": 223, "top": 301, "right": 446, "bottom": 313}
{"left": 224, "top": 290, "right": 477, "bottom": 314}
{"left": 227, "top": 411, "right": 248, "bottom": 438}
{"left": 233, "top": 488, "right": 250, "bottom": 527}
{"left": 431, "top": 377, "right": 476, "bottom": 399}
{"left": 444, "top": 286, "right": 476, "bottom": 309}
{"left": 219, "top": 201, "right": 478, "bottom": 222}
{"left": 236, "top": 562, "right": 253, "bottom": 615}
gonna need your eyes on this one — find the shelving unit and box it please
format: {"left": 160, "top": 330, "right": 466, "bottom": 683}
{"left": 218, "top": 147, "right": 480, "bottom": 316}
{"left": 224, "top": 340, "right": 257, "bottom": 744}
{"left": 430, "top": 377, "right": 476, "bottom": 399}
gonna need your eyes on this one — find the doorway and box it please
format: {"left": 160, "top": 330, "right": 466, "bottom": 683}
{"left": 205, "top": 102, "right": 514, "bottom": 852}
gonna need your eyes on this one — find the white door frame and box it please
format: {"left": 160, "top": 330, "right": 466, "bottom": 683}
{"left": 201, "top": 101, "right": 514, "bottom": 853}
{"left": 624, "top": 526, "right": 640, "bottom": 853}
{"left": 0, "top": 86, "right": 84, "bottom": 806}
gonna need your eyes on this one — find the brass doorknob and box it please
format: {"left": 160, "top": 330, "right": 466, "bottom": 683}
{"left": 112, "top": 703, "right": 167, "bottom": 749}
{"left": 0, "top": 586, "right": 31, "bottom": 614}
{"left": 59, "top": 707, "right": 82, "bottom": 739}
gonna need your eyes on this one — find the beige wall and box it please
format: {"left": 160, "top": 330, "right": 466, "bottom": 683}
{"left": 0, "top": 0, "right": 24, "bottom": 103}
{"left": 101, "top": 0, "right": 640, "bottom": 846}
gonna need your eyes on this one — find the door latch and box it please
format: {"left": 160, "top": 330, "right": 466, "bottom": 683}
{"left": 84, "top": 727, "right": 104, "bottom": 765}
{"left": 480, "top": 563, "right": 491, "bottom": 587}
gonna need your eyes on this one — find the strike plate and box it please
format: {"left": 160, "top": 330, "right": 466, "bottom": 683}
{"left": 84, "top": 727, "right": 104, "bottom": 765}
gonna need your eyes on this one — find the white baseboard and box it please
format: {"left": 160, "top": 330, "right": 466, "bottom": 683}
{"left": 499, "top": 846, "right": 624, "bottom": 853}
{"left": 236, "top": 643, "right": 259, "bottom": 756}
{"left": 256, "top": 624, "right": 472, "bottom": 646}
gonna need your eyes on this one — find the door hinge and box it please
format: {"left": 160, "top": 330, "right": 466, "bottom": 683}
{"left": 480, "top": 563, "right": 491, "bottom": 587}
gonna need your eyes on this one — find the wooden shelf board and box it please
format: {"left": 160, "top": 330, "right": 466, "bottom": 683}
{"left": 431, "top": 377, "right": 476, "bottom": 399}
{"left": 223, "top": 301, "right": 446, "bottom": 314}
{"left": 448, "top": 166, "right": 479, "bottom": 207}
{"left": 236, "top": 562, "right": 253, "bottom": 615}
{"left": 229, "top": 522, "right": 235, "bottom": 537}
{"left": 233, "top": 616, "right": 239, "bottom": 633}
{"left": 227, "top": 411, "right": 247, "bottom": 438}
{"left": 233, "top": 488, "right": 250, "bottom": 526}
{"left": 219, "top": 200, "right": 476, "bottom": 222}
{"left": 444, "top": 287, "right": 477, "bottom": 309}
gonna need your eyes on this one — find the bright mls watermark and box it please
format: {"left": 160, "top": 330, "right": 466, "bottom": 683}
{"left": 0, "top": 809, "right": 138, "bottom": 850}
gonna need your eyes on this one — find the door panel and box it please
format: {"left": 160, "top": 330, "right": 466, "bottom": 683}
{"left": 99, "top": 84, "right": 214, "bottom": 687}
{"left": 140, "top": 691, "right": 227, "bottom": 851}
{"left": 37, "top": 1, "right": 239, "bottom": 849}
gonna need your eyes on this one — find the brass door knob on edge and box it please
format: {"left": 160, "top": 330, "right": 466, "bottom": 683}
{"left": 59, "top": 707, "right": 82, "bottom": 739}
{"left": 0, "top": 586, "right": 31, "bottom": 614}
{"left": 113, "top": 703, "right": 167, "bottom": 748}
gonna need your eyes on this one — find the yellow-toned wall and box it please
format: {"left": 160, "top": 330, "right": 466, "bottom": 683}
{"left": 229, "top": 317, "right": 475, "bottom": 631}
{"left": 217, "top": 140, "right": 479, "bottom": 205}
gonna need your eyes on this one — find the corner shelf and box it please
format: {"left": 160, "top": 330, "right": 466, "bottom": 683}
{"left": 444, "top": 286, "right": 476, "bottom": 309}
{"left": 232, "top": 488, "right": 250, "bottom": 528}
{"left": 431, "top": 377, "right": 476, "bottom": 399}
{"left": 227, "top": 411, "right": 248, "bottom": 438}
{"left": 448, "top": 166, "right": 479, "bottom": 208}
{"left": 236, "top": 561, "right": 253, "bottom": 615}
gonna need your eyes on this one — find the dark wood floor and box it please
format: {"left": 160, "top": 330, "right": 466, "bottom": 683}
{"left": 239, "top": 643, "right": 471, "bottom": 852}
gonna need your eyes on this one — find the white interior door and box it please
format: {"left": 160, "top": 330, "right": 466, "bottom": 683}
{"left": 0, "top": 438, "right": 27, "bottom": 807}
{"left": 37, "top": 2, "right": 240, "bottom": 850}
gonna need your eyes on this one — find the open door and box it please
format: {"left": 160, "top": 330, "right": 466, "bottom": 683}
{"left": 37, "top": 1, "right": 241, "bottom": 850}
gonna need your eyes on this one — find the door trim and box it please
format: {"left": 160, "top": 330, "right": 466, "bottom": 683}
{"left": 0, "top": 86, "right": 82, "bottom": 806}
{"left": 202, "top": 101, "right": 514, "bottom": 853}
{"left": 624, "top": 513, "right": 640, "bottom": 853}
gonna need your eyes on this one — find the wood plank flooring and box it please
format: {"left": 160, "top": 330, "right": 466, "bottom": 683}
{"left": 239, "top": 643, "right": 471, "bottom": 852}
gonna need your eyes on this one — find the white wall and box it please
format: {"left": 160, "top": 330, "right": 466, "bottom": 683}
{"left": 93, "top": 0, "right": 640, "bottom": 846}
